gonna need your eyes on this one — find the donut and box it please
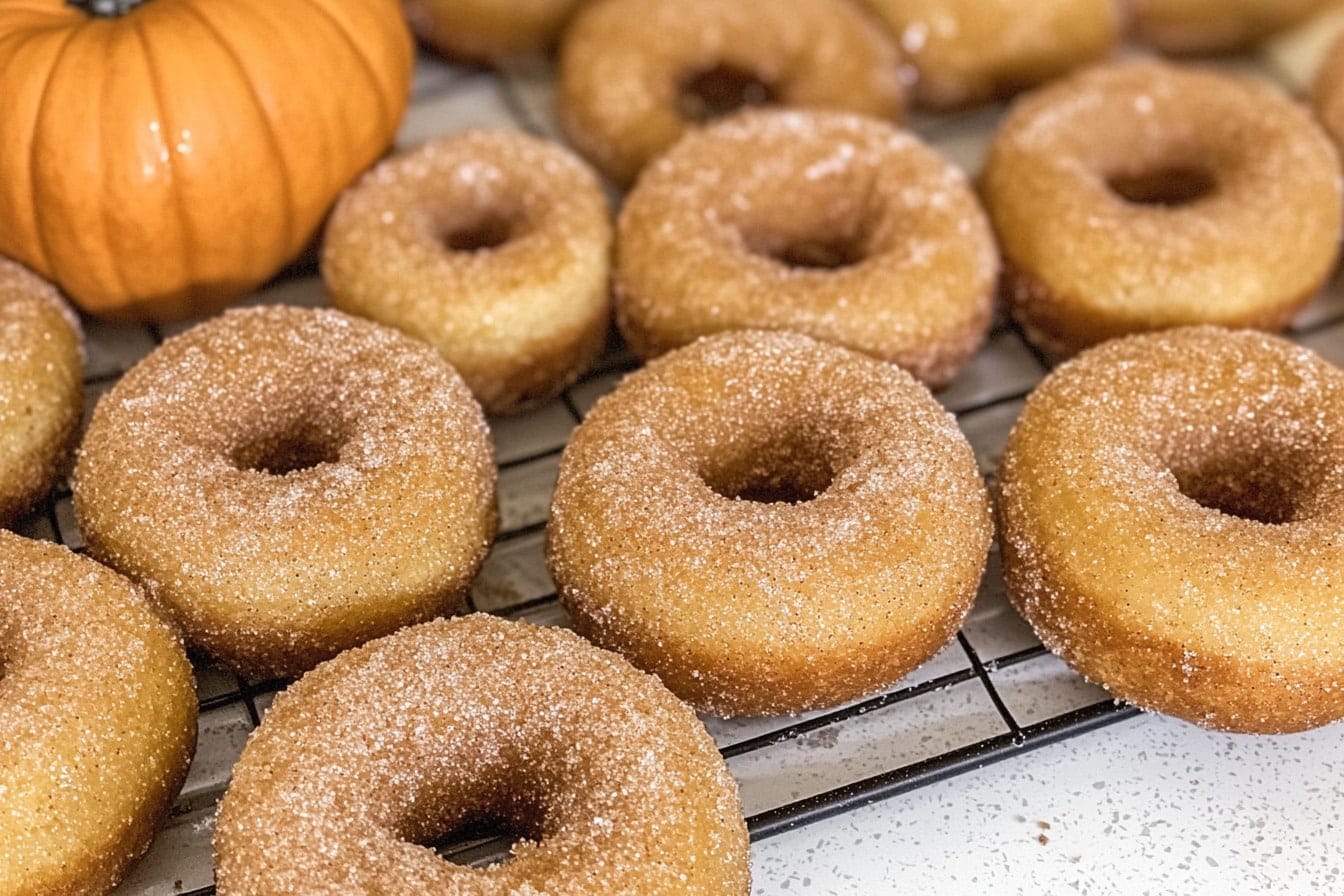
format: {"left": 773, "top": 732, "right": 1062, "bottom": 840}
{"left": 214, "top": 614, "right": 750, "bottom": 895}
{"left": 0, "top": 531, "right": 197, "bottom": 896}
{"left": 73, "top": 306, "right": 497, "bottom": 679}
{"left": 861, "top": 0, "right": 1122, "bottom": 110}
{"left": 403, "top": 0, "right": 584, "bottom": 62}
{"left": 981, "top": 59, "right": 1342, "bottom": 358}
{"left": 615, "top": 109, "right": 998, "bottom": 388}
{"left": 547, "top": 330, "right": 992, "bottom": 716}
{"left": 324, "top": 131, "right": 612, "bottom": 416}
{"left": 557, "top": 0, "right": 906, "bottom": 186}
{"left": 0, "top": 258, "right": 81, "bottom": 527}
{"left": 1131, "top": 0, "right": 1337, "bottom": 54}
{"left": 998, "top": 327, "right": 1344, "bottom": 734}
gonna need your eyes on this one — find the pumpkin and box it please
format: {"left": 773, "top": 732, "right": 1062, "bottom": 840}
{"left": 0, "top": 0, "right": 413, "bottom": 321}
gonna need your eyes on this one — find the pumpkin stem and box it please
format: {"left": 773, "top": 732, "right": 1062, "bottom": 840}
{"left": 69, "top": 0, "right": 149, "bottom": 16}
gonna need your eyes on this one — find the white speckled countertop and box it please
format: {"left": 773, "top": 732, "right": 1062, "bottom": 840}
{"left": 751, "top": 714, "right": 1342, "bottom": 893}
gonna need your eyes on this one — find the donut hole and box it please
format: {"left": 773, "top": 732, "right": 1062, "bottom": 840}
{"left": 230, "top": 420, "right": 346, "bottom": 476}
{"left": 429, "top": 813, "right": 538, "bottom": 868}
{"left": 411, "top": 788, "right": 548, "bottom": 869}
{"left": 761, "top": 236, "right": 867, "bottom": 271}
{"left": 745, "top": 225, "right": 869, "bottom": 272}
{"left": 1169, "top": 446, "right": 1316, "bottom": 525}
{"left": 677, "top": 65, "right": 776, "bottom": 122}
{"left": 699, "top": 432, "right": 836, "bottom": 504}
{"left": 1107, "top": 164, "right": 1218, "bottom": 207}
{"left": 439, "top": 213, "right": 515, "bottom": 253}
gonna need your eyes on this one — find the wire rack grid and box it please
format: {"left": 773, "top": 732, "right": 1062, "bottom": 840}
{"left": 13, "top": 44, "right": 1344, "bottom": 896}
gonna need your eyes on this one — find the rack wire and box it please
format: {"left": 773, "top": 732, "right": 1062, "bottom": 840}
{"left": 15, "top": 46, "right": 1344, "bottom": 895}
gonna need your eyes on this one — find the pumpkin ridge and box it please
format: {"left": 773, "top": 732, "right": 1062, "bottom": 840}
{"left": 175, "top": 1, "right": 299, "bottom": 255}
{"left": 92, "top": 24, "right": 134, "bottom": 300}
{"left": 25, "top": 25, "right": 80, "bottom": 279}
{"left": 297, "top": 0, "right": 396, "bottom": 138}
{"left": 132, "top": 17, "right": 198, "bottom": 295}
{"left": 241, "top": 0, "right": 357, "bottom": 228}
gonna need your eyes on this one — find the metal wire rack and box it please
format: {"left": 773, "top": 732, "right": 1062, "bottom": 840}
{"left": 15, "top": 45, "right": 1344, "bottom": 895}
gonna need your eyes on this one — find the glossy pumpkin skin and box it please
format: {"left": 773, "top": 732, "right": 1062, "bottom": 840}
{"left": 0, "top": 0, "right": 413, "bottom": 321}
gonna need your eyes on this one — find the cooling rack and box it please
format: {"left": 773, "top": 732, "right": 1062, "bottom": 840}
{"left": 16, "top": 40, "right": 1344, "bottom": 895}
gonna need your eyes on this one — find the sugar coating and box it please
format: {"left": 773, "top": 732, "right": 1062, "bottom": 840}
{"left": 403, "top": 0, "right": 583, "bottom": 62}
{"left": 0, "top": 531, "right": 197, "bottom": 895}
{"left": 547, "top": 330, "right": 993, "bottom": 717}
{"left": 616, "top": 108, "right": 999, "bottom": 389}
{"left": 998, "top": 327, "right": 1344, "bottom": 733}
{"left": 862, "top": 0, "right": 1122, "bottom": 110}
{"left": 982, "top": 59, "right": 1343, "bottom": 358}
{"left": 556, "top": 0, "right": 906, "bottom": 185}
{"left": 72, "top": 306, "right": 498, "bottom": 679}
{"left": 1130, "top": 0, "right": 1334, "bottom": 54}
{"left": 0, "top": 258, "right": 82, "bottom": 527}
{"left": 214, "top": 614, "right": 750, "bottom": 895}
{"left": 324, "top": 131, "right": 613, "bottom": 416}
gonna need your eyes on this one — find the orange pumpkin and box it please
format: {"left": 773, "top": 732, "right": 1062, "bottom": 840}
{"left": 0, "top": 0, "right": 413, "bottom": 321}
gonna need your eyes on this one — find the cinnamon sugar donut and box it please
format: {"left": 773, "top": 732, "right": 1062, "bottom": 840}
{"left": 982, "top": 60, "right": 1342, "bottom": 358}
{"left": 547, "top": 330, "right": 992, "bottom": 716}
{"left": 403, "top": 0, "right": 584, "bottom": 62}
{"left": 861, "top": 0, "right": 1122, "bottom": 110}
{"left": 998, "top": 328, "right": 1344, "bottom": 734}
{"left": 0, "top": 531, "right": 197, "bottom": 896}
{"left": 616, "top": 110, "right": 998, "bottom": 388}
{"left": 73, "top": 306, "right": 497, "bottom": 679}
{"left": 214, "top": 614, "right": 750, "bottom": 895}
{"left": 324, "top": 131, "right": 612, "bottom": 416}
{"left": 0, "top": 258, "right": 81, "bottom": 527}
{"left": 557, "top": 0, "right": 906, "bottom": 186}
{"left": 1131, "top": 0, "right": 1337, "bottom": 54}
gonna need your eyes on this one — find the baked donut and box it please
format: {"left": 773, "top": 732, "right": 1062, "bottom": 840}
{"left": 214, "top": 614, "right": 750, "bottom": 895}
{"left": 981, "top": 59, "right": 1342, "bottom": 358}
{"left": 324, "top": 131, "right": 612, "bottom": 416}
{"left": 547, "top": 330, "right": 992, "bottom": 717}
{"left": 73, "top": 306, "right": 497, "bottom": 679}
{"left": 861, "top": 0, "right": 1122, "bottom": 110}
{"left": 998, "top": 327, "right": 1344, "bottom": 734}
{"left": 1131, "top": 0, "right": 1337, "bottom": 54}
{"left": 403, "top": 0, "right": 584, "bottom": 62}
{"left": 557, "top": 0, "right": 906, "bottom": 186}
{"left": 0, "top": 531, "right": 197, "bottom": 896}
{"left": 0, "top": 258, "right": 81, "bottom": 527}
{"left": 616, "top": 109, "right": 998, "bottom": 388}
